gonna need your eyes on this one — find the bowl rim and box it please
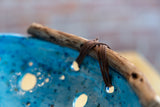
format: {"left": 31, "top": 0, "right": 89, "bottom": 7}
{"left": 0, "top": 33, "right": 27, "bottom": 37}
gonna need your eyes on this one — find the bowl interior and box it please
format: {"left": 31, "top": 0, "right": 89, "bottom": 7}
{"left": 0, "top": 34, "right": 141, "bottom": 107}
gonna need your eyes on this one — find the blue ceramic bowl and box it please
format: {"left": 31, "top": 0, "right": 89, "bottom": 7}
{"left": 0, "top": 34, "right": 141, "bottom": 107}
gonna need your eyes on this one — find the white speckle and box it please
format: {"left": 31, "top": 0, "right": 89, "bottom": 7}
{"left": 16, "top": 72, "right": 21, "bottom": 76}
{"left": 73, "top": 93, "right": 88, "bottom": 107}
{"left": 20, "top": 73, "right": 37, "bottom": 91}
{"left": 45, "top": 78, "right": 49, "bottom": 83}
{"left": 71, "top": 61, "right": 79, "bottom": 71}
{"left": 28, "top": 62, "right": 33, "bottom": 67}
{"left": 38, "top": 82, "right": 44, "bottom": 87}
{"left": 29, "top": 90, "right": 33, "bottom": 93}
{"left": 37, "top": 72, "right": 41, "bottom": 76}
{"left": 32, "top": 68, "right": 38, "bottom": 72}
{"left": 59, "top": 75, "right": 65, "bottom": 80}
{"left": 18, "top": 90, "right": 26, "bottom": 95}
{"left": 106, "top": 86, "right": 114, "bottom": 93}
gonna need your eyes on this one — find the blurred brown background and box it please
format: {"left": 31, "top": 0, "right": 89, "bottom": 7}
{"left": 0, "top": 0, "right": 160, "bottom": 72}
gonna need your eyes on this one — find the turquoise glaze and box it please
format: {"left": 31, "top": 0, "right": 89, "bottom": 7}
{"left": 0, "top": 34, "right": 141, "bottom": 107}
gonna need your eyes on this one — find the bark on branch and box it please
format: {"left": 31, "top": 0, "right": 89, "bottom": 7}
{"left": 27, "top": 23, "right": 160, "bottom": 107}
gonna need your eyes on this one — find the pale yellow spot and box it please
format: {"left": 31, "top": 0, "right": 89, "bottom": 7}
{"left": 73, "top": 94, "right": 88, "bottom": 107}
{"left": 38, "top": 77, "right": 42, "bottom": 80}
{"left": 71, "top": 61, "right": 79, "bottom": 71}
{"left": 45, "top": 78, "right": 49, "bottom": 83}
{"left": 28, "top": 62, "right": 33, "bottom": 67}
{"left": 59, "top": 75, "right": 65, "bottom": 80}
{"left": 21, "top": 73, "right": 37, "bottom": 91}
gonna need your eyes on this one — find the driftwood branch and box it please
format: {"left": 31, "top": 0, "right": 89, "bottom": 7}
{"left": 27, "top": 23, "right": 160, "bottom": 107}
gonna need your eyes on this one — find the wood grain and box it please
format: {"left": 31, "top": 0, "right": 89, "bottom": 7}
{"left": 119, "top": 51, "right": 160, "bottom": 97}
{"left": 27, "top": 23, "right": 160, "bottom": 107}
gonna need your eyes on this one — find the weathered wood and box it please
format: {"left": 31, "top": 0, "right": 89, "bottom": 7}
{"left": 27, "top": 23, "right": 160, "bottom": 107}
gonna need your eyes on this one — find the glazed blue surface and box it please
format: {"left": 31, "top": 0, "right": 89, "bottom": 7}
{"left": 0, "top": 34, "right": 141, "bottom": 107}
